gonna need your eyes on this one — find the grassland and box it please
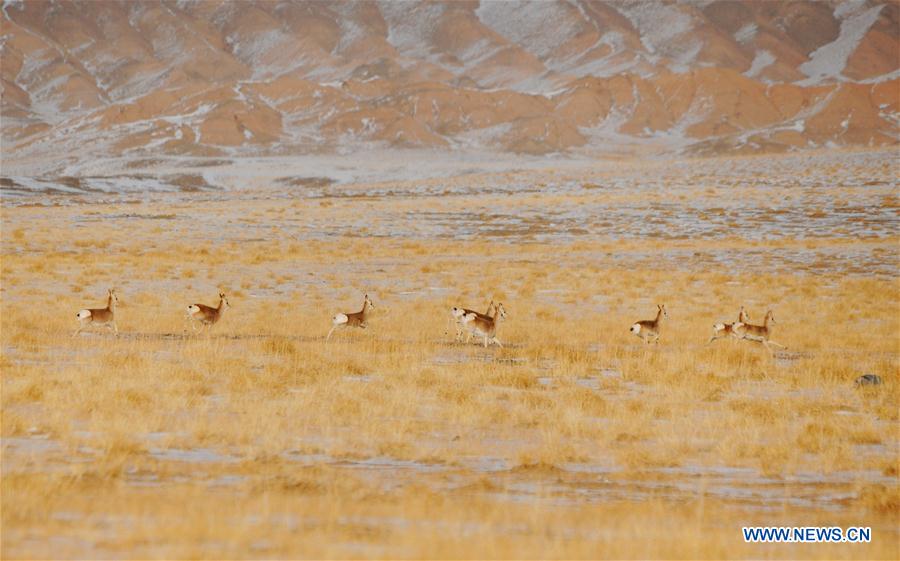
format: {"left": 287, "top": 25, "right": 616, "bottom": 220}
{"left": 1, "top": 151, "right": 898, "bottom": 559}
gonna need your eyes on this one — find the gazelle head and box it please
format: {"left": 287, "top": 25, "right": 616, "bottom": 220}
{"left": 365, "top": 294, "right": 375, "bottom": 309}
{"left": 738, "top": 306, "right": 750, "bottom": 322}
{"left": 658, "top": 304, "right": 668, "bottom": 319}
{"left": 108, "top": 288, "right": 119, "bottom": 307}
{"left": 219, "top": 292, "right": 231, "bottom": 308}
{"left": 765, "top": 310, "right": 775, "bottom": 324}
{"left": 495, "top": 302, "right": 507, "bottom": 320}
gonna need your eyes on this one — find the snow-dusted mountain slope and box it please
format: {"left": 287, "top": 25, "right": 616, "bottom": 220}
{"left": 1, "top": 0, "right": 897, "bottom": 164}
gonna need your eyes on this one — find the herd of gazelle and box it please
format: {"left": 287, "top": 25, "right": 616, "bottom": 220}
{"left": 706, "top": 306, "right": 786, "bottom": 353}
{"left": 73, "top": 290, "right": 785, "bottom": 353}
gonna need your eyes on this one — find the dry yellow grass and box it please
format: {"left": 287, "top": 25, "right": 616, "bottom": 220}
{"left": 2, "top": 156, "right": 898, "bottom": 559}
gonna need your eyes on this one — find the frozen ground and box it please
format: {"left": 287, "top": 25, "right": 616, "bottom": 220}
{"left": 2, "top": 146, "right": 898, "bottom": 559}
{"left": 3, "top": 149, "right": 897, "bottom": 278}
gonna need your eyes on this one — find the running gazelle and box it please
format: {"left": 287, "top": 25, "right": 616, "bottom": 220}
{"left": 630, "top": 304, "right": 667, "bottom": 344}
{"left": 327, "top": 294, "right": 375, "bottom": 341}
{"left": 734, "top": 310, "right": 785, "bottom": 354}
{"left": 74, "top": 288, "right": 119, "bottom": 336}
{"left": 463, "top": 302, "right": 507, "bottom": 347}
{"left": 709, "top": 306, "right": 750, "bottom": 343}
{"left": 186, "top": 292, "right": 230, "bottom": 332}
{"left": 450, "top": 299, "right": 494, "bottom": 343}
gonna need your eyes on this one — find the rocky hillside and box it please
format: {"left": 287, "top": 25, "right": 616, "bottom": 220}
{"left": 2, "top": 0, "right": 897, "bottom": 163}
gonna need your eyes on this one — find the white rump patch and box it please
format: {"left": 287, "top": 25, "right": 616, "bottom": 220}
{"left": 713, "top": 323, "right": 725, "bottom": 331}
{"left": 451, "top": 307, "right": 465, "bottom": 319}
{"left": 77, "top": 309, "right": 91, "bottom": 320}
{"left": 333, "top": 313, "right": 348, "bottom": 325}
{"left": 187, "top": 305, "right": 200, "bottom": 315}
{"left": 630, "top": 323, "right": 640, "bottom": 334}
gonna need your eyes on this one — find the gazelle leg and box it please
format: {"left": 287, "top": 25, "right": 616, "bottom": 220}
{"left": 483, "top": 335, "right": 488, "bottom": 347}
{"left": 111, "top": 322, "right": 119, "bottom": 336}
{"left": 767, "top": 340, "right": 786, "bottom": 349}
{"left": 450, "top": 318, "right": 461, "bottom": 342}
{"left": 326, "top": 325, "right": 338, "bottom": 342}
{"left": 74, "top": 317, "right": 92, "bottom": 337}
{"left": 491, "top": 337, "right": 503, "bottom": 348}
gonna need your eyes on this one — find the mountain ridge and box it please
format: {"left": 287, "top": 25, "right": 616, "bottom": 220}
{"left": 1, "top": 0, "right": 897, "bottom": 165}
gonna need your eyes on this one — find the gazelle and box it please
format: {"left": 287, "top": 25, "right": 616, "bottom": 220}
{"left": 327, "top": 293, "right": 375, "bottom": 341}
{"left": 709, "top": 306, "right": 750, "bottom": 344}
{"left": 464, "top": 302, "right": 507, "bottom": 348}
{"left": 630, "top": 304, "right": 667, "bottom": 344}
{"left": 186, "top": 292, "right": 230, "bottom": 332}
{"left": 450, "top": 300, "right": 494, "bottom": 343}
{"left": 735, "top": 310, "right": 785, "bottom": 354}
{"left": 74, "top": 288, "right": 119, "bottom": 336}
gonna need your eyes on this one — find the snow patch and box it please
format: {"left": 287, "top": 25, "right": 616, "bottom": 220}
{"left": 226, "top": 29, "right": 311, "bottom": 80}
{"left": 669, "top": 40, "right": 703, "bottom": 73}
{"left": 745, "top": 50, "right": 775, "bottom": 78}
{"left": 476, "top": 0, "right": 581, "bottom": 60}
{"left": 158, "top": 103, "right": 215, "bottom": 125}
{"left": 834, "top": 0, "right": 867, "bottom": 19}
{"left": 380, "top": 1, "right": 445, "bottom": 61}
{"left": 617, "top": 2, "right": 693, "bottom": 56}
{"left": 798, "top": 3, "right": 883, "bottom": 84}
{"left": 734, "top": 23, "right": 757, "bottom": 44}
